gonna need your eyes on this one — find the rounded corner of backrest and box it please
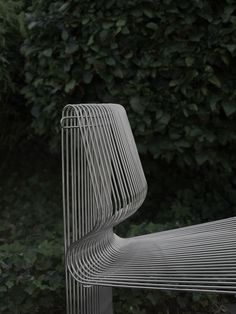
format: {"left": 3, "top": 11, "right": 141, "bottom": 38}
{"left": 61, "top": 103, "right": 147, "bottom": 231}
{"left": 61, "top": 104, "right": 84, "bottom": 129}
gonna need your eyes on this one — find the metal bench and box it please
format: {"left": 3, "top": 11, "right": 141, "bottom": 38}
{"left": 61, "top": 103, "right": 236, "bottom": 314}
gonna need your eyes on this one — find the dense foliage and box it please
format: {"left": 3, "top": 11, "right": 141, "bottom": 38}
{"left": 0, "top": 0, "right": 23, "bottom": 103}
{"left": 0, "top": 0, "right": 28, "bottom": 150}
{"left": 22, "top": 0, "right": 236, "bottom": 168}
{"left": 0, "top": 157, "right": 233, "bottom": 314}
{"left": 0, "top": 152, "right": 64, "bottom": 314}
{"left": 1, "top": 0, "right": 236, "bottom": 313}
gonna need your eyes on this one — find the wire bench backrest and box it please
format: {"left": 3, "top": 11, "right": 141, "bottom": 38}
{"left": 61, "top": 103, "right": 147, "bottom": 235}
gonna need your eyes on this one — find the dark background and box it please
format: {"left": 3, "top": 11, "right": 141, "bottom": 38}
{"left": 1, "top": 0, "right": 236, "bottom": 313}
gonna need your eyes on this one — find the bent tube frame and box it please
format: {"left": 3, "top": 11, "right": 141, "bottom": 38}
{"left": 61, "top": 103, "right": 236, "bottom": 314}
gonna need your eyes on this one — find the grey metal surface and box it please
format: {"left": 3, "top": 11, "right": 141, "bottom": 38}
{"left": 61, "top": 103, "right": 114, "bottom": 314}
{"left": 61, "top": 103, "right": 236, "bottom": 313}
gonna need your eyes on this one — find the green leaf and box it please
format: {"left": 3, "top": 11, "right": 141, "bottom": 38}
{"left": 106, "top": 57, "right": 116, "bottom": 66}
{"left": 169, "top": 80, "right": 179, "bottom": 87}
{"left": 59, "top": 3, "right": 70, "bottom": 12}
{"left": 192, "top": 292, "right": 201, "bottom": 302}
{"left": 148, "top": 143, "right": 161, "bottom": 158}
{"left": 82, "top": 17, "right": 90, "bottom": 25}
{"left": 175, "top": 140, "right": 191, "bottom": 148}
{"left": 99, "top": 30, "right": 108, "bottom": 41}
{"left": 65, "top": 79, "right": 76, "bottom": 92}
{"left": 42, "top": 49, "right": 52, "bottom": 57}
{"left": 222, "top": 101, "right": 236, "bottom": 116}
{"left": 25, "top": 286, "right": 35, "bottom": 295}
{"left": 209, "top": 94, "right": 221, "bottom": 111}
{"left": 160, "top": 113, "right": 171, "bottom": 125}
{"left": 225, "top": 44, "right": 236, "bottom": 54}
{"left": 121, "top": 26, "right": 130, "bottom": 34}
{"left": 0, "top": 286, "right": 7, "bottom": 292}
{"left": 222, "top": 6, "right": 235, "bottom": 22}
{"left": 6, "top": 281, "right": 14, "bottom": 289}
{"left": 65, "top": 43, "right": 79, "bottom": 54}
{"left": 185, "top": 57, "right": 194, "bottom": 67}
{"left": 24, "top": 250, "right": 37, "bottom": 267}
{"left": 195, "top": 153, "right": 208, "bottom": 165}
{"left": 113, "top": 68, "right": 124, "bottom": 78}
{"left": 62, "top": 30, "right": 69, "bottom": 41}
{"left": 83, "top": 71, "right": 93, "bottom": 84}
{"left": 208, "top": 75, "right": 221, "bottom": 88}
{"left": 116, "top": 19, "right": 126, "bottom": 27}
{"left": 130, "top": 96, "right": 144, "bottom": 114}
{"left": 102, "top": 22, "right": 113, "bottom": 29}
{"left": 143, "top": 9, "right": 155, "bottom": 18}
{"left": 38, "top": 240, "right": 59, "bottom": 256}
{"left": 87, "top": 35, "right": 94, "bottom": 46}
{"left": 204, "top": 131, "right": 216, "bottom": 143}
{"left": 221, "top": 54, "right": 229, "bottom": 65}
{"left": 189, "top": 103, "right": 198, "bottom": 111}
{"left": 124, "top": 51, "right": 133, "bottom": 59}
{"left": 146, "top": 22, "right": 158, "bottom": 31}
{"left": 31, "top": 106, "right": 39, "bottom": 118}
{"left": 155, "top": 110, "right": 163, "bottom": 119}
{"left": 137, "top": 143, "right": 147, "bottom": 154}
{"left": 189, "top": 127, "right": 202, "bottom": 137}
{"left": 28, "top": 21, "right": 37, "bottom": 30}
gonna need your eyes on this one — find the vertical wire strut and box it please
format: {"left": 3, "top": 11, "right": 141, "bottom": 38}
{"left": 61, "top": 104, "right": 236, "bottom": 314}
{"left": 62, "top": 104, "right": 114, "bottom": 314}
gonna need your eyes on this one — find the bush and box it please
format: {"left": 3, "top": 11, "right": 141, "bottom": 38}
{"left": 2, "top": 0, "right": 236, "bottom": 312}
{"left": 1, "top": 149, "right": 235, "bottom": 313}
{"left": 0, "top": 239, "right": 64, "bottom": 314}
{"left": 0, "top": 155, "right": 65, "bottom": 314}
{"left": 0, "top": 168, "right": 232, "bottom": 314}
{"left": 22, "top": 0, "right": 236, "bottom": 170}
{"left": 0, "top": 0, "right": 29, "bottom": 151}
{"left": 0, "top": 0, "right": 23, "bottom": 100}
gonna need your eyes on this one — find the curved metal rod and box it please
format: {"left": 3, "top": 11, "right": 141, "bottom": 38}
{"left": 61, "top": 103, "right": 236, "bottom": 314}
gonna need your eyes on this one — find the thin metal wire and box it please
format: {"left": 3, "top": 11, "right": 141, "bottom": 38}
{"left": 61, "top": 103, "right": 236, "bottom": 314}
{"left": 62, "top": 104, "right": 114, "bottom": 314}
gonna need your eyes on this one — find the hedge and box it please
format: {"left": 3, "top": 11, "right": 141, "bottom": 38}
{"left": 1, "top": 148, "right": 235, "bottom": 313}
{"left": 0, "top": 165, "right": 233, "bottom": 314}
{"left": 1, "top": 0, "right": 236, "bottom": 312}
{"left": 21, "top": 0, "right": 236, "bottom": 169}
{"left": 0, "top": 0, "right": 29, "bottom": 151}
